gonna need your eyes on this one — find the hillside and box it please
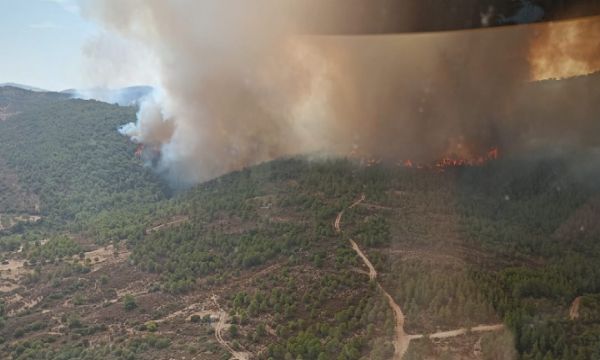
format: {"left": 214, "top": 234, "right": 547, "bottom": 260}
{"left": 0, "top": 89, "right": 599, "bottom": 359}
{"left": 0, "top": 87, "right": 168, "bottom": 241}
{"left": 0, "top": 84, "right": 48, "bottom": 93}
{"left": 62, "top": 86, "right": 154, "bottom": 106}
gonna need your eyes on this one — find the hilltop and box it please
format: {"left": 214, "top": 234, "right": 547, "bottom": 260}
{"left": 61, "top": 86, "right": 154, "bottom": 106}
{"left": 0, "top": 83, "right": 49, "bottom": 93}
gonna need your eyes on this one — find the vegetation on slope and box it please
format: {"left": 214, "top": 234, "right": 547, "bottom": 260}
{"left": 1, "top": 89, "right": 600, "bottom": 359}
{"left": 0, "top": 87, "right": 168, "bottom": 235}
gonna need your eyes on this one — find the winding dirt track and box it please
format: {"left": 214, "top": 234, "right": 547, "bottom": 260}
{"left": 569, "top": 296, "right": 582, "bottom": 320}
{"left": 350, "top": 240, "right": 376, "bottom": 281}
{"left": 212, "top": 295, "right": 250, "bottom": 360}
{"left": 335, "top": 195, "right": 410, "bottom": 359}
{"left": 409, "top": 324, "right": 505, "bottom": 340}
{"left": 146, "top": 216, "right": 189, "bottom": 234}
{"left": 379, "top": 277, "right": 411, "bottom": 358}
{"left": 336, "top": 194, "right": 504, "bottom": 359}
{"left": 334, "top": 194, "right": 365, "bottom": 233}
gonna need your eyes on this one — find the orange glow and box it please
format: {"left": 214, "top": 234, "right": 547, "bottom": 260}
{"left": 401, "top": 146, "right": 499, "bottom": 170}
{"left": 529, "top": 16, "right": 600, "bottom": 81}
{"left": 134, "top": 144, "right": 144, "bottom": 158}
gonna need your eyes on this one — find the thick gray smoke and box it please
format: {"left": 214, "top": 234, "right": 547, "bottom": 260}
{"left": 83, "top": 1, "right": 600, "bottom": 184}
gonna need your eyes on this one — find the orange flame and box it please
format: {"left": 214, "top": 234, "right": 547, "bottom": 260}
{"left": 529, "top": 16, "right": 600, "bottom": 81}
{"left": 402, "top": 146, "right": 499, "bottom": 170}
{"left": 134, "top": 144, "right": 144, "bottom": 158}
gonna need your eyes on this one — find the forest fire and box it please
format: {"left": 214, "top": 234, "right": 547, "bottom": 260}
{"left": 134, "top": 144, "right": 144, "bottom": 158}
{"left": 528, "top": 15, "right": 600, "bottom": 81}
{"left": 133, "top": 143, "right": 161, "bottom": 165}
{"left": 355, "top": 145, "right": 500, "bottom": 170}
{"left": 434, "top": 147, "right": 499, "bottom": 168}
{"left": 401, "top": 147, "right": 499, "bottom": 170}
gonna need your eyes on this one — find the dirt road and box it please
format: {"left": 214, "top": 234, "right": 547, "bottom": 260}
{"left": 146, "top": 216, "right": 189, "bottom": 234}
{"left": 409, "top": 324, "right": 505, "bottom": 340}
{"left": 380, "top": 282, "right": 410, "bottom": 358}
{"left": 350, "top": 238, "right": 409, "bottom": 359}
{"left": 569, "top": 296, "right": 582, "bottom": 320}
{"left": 336, "top": 195, "right": 409, "bottom": 359}
{"left": 336, "top": 194, "right": 504, "bottom": 359}
{"left": 334, "top": 194, "right": 365, "bottom": 233}
{"left": 212, "top": 295, "right": 250, "bottom": 360}
{"left": 350, "top": 240, "right": 377, "bottom": 280}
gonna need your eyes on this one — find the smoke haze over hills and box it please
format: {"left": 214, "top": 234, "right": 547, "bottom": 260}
{"left": 82, "top": 1, "right": 600, "bottom": 185}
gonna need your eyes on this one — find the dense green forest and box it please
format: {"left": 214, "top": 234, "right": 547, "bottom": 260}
{"left": 0, "top": 86, "right": 168, "bottom": 235}
{"left": 124, "top": 155, "right": 600, "bottom": 359}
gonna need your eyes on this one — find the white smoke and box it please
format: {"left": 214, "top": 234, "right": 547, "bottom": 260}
{"left": 82, "top": 0, "right": 341, "bottom": 184}
{"left": 81, "top": 1, "right": 600, "bottom": 185}
{"left": 118, "top": 92, "right": 174, "bottom": 146}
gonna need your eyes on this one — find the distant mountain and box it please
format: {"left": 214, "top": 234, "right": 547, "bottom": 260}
{"left": 0, "top": 82, "right": 49, "bottom": 93}
{"left": 0, "top": 86, "right": 68, "bottom": 115}
{"left": 63, "top": 85, "right": 154, "bottom": 106}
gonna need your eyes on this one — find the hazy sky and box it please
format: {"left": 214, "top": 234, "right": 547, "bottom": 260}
{"left": 0, "top": 0, "right": 96, "bottom": 91}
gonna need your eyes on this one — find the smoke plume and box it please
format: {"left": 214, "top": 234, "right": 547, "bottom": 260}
{"left": 528, "top": 16, "right": 600, "bottom": 81}
{"left": 82, "top": 1, "right": 600, "bottom": 184}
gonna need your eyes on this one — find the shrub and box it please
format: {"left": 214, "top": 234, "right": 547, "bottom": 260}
{"left": 123, "top": 294, "right": 137, "bottom": 311}
{"left": 145, "top": 321, "right": 158, "bottom": 332}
